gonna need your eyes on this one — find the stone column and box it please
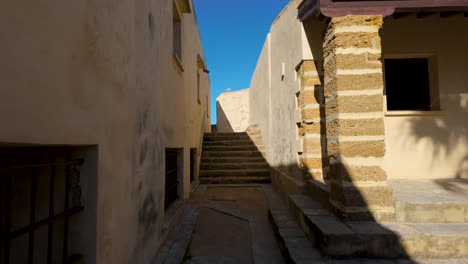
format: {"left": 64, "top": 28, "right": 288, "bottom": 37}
{"left": 323, "top": 15, "right": 395, "bottom": 222}
{"left": 296, "top": 60, "right": 327, "bottom": 181}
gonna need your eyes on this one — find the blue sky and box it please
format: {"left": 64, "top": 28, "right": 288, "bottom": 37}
{"left": 193, "top": 0, "right": 290, "bottom": 124}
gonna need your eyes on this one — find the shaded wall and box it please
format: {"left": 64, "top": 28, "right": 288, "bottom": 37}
{"left": 249, "top": 0, "right": 322, "bottom": 193}
{"left": 0, "top": 0, "right": 210, "bottom": 263}
{"left": 381, "top": 15, "right": 468, "bottom": 179}
{"left": 216, "top": 89, "right": 250, "bottom": 132}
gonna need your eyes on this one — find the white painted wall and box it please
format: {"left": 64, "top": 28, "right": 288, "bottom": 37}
{"left": 0, "top": 0, "right": 210, "bottom": 263}
{"left": 249, "top": 0, "right": 316, "bottom": 182}
{"left": 381, "top": 15, "right": 468, "bottom": 179}
{"left": 216, "top": 88, "right": 250, "bottom": 132}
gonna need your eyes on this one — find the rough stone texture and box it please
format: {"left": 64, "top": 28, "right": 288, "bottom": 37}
{"left": 328, "top": 140, "right": 386, "bottom": 158}
{"left": 300, "top": 157, "right": 324, "bottom": 170}
{"left": 326, "top": 118, "right": 385, "bottom": 137}
{"left": 301, "top": 108, "right": 321, "bottom": 120}
{"left": 303, "top": 138, "right": 322, "bottom": 154}
{"left": 298, "top": 89, "right": 323, "bottom": 105}
{"left": 324, "top": 33, "right": 382, "bottom": 58}
{"left": 329, "top": 164, "right": 388, "bottom": 182}
{"left": 301, "top": 75, "right": 322, "bottom": 88}
{"left": 324, "top": 73, "right": 384, "bottom": 96}
{"left": 299, "top": 122, "right": 322, "bottom": 135}
{"left": 326, "top": 95, "right": 384, "bottom": 114}
{"left": 330, "top": 183, "right": 395, "bottom": 207}
{"left": 324, "top": 53, "right": 382, "bottom": 71}
{"left": 327, "top": 15, "right": 383, "bottom": 29}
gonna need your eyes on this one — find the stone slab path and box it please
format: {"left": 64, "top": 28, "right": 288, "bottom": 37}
{"left": 185, "top": 184, "right": 286, "bottom": 264}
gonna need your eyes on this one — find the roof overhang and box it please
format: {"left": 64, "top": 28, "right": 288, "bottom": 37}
{"left": 299, "top": 0, "right": 468, "bottom": 21}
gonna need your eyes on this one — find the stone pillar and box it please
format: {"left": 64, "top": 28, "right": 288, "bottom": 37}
{"left": 323, "top": 15, "right": 395, "bottom": 222}
{"left": 296, "top": 60, "right": 327, "bottom": 181}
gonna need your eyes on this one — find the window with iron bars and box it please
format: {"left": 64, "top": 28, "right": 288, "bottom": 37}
{"left": 0, "top": 147, "right": 84, "bottom": 264}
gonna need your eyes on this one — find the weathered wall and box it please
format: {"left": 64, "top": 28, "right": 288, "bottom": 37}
{"left": 0, "top": 0, "right": 210, "bottom": 263}
{"left": 249, "top": 0, "right": 326, "bottom": 193}
{"left": 381, "top": 15, "right": 468, "bottom": 179}
{"left": 216, "top": 89, "right": 250, "bottom": 132}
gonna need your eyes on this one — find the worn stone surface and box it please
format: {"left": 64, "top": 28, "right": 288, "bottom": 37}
{"left": 389, "top": 179, "right": 468, "bottom": 223}
{"left": 326, "top": 118, "right": 385, "bottom": 137}
{"left": 328, "top": 140, "right": 385, "bottom": 158}
{"left": 329, "top": 164, "right": 388, "bottom": 182}
{"left": 299, "top": 89, "right": 323, "bottom": 105}
{"left": 151, "top": 207, "right": 200, "bottom": 264}
{"left": 187, "top": 186, "right": 285, "bottom": 264}
{"left": 325, "top": 53, "right": 382, "bottom": 71}
{"left": 324, "top": 73, "right": 384, "bottom": 96}
{"left": 330, "top": 183, "right": 395, "bottom": 207}
{"left": 326, "top": 94, "right": 384, "bottom": 114}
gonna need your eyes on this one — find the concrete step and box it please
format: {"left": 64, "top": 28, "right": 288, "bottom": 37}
{"left": 199, "top": 169, "right": 270, "bottom": 177}
{"left": 200, "top": 162, "right": 269, "bottom": 170}
{"left": 203, "top": 145, "right": 264, "bottom": 151}
{"left": 201, "top": 157, "right": 266, "bottom": 163}
{"left": 202, "top": 150, "right": 264, "bottom": 158}
{"left": 289, "top": 194, "right": 468, "bottom": 259}
{"left": 388, "top": 179, "right": 468, "bottom": 223}
{"left": 199, "top": 176, "right": 271, "bottom": 184}
{"left": 269, "top": 209, "right": 324, "bottom": 264}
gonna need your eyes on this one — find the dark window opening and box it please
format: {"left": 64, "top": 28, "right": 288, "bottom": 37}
{"left": 0, "top": 147, "right": 85, "bottom": 264}
{"left": 384, "top": 58, "right": 432, "bottom": 111}
{"left": 190, "top": 149, "right": 197, "bottom": 183}
{"left": 165, "top": 149, "right": 179, "bottom": 210}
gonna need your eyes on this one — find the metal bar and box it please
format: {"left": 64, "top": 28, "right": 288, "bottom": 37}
{"left": 28, "top": 160, "right": 38, "bottom": 264}
{"left": 0, "top": 159, "right": 84, "bottom": 172}
{"left": 1, "top": 207, "right": 84, "bottom": 243}
{"left": 47, "top": 153, "right": 55, "bottom": 264}
{"left": 62, "top": 155, "right": 71, "bottom": 263}
{"left": 3, "top": 151, "right": 12, "bottom": 264}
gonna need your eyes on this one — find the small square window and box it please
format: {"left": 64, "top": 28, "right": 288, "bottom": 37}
{"left": 384, "top": 58, "right": 434, "bottom": 111}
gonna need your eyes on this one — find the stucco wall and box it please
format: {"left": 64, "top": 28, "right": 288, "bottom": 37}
{"left": 216, "top": 88, "right": 250, "bottom": 132}
{"left": 0, "top": 0, "right": 210, "bottom": 263}
{"left": 381, "top": 16, "right": 468, "bottom": 179}
{"left": 249, "top": 0, "right": 317, "bottom": 183}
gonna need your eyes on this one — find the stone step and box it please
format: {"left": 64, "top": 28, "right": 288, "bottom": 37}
{"left": 200, "top": 162, "right": 269, "bottom": 170}
{"left": 199, "top": 169, "right": 270, "bottom": 177}
{"left": 269, "top": 209, "right": 324, "bottom": 264}
{"left": 203, "top": 140, "right": 257, "bottom": 146}
{"left": 201, "top": 157, "right": 266, "bottom": 163}
{"left": 202, "top": 150, "right": 264, "bottom": 158}
{"left": 204, "top": 134, "right": 263, "bottom": 141}
{"left": 388, "top": 179, "right": 468, "bottom": 223}
{"left": 204, "top": 132, "right": 248, "bottom": 136}
{"left": 203, "top": 145, "right": 264, "bottom": 152}
{"left": 199, "top": 176, "right": 271, "bottom": 184}
{"left": 289, "top": 194, "right": 468, "bottom": 259}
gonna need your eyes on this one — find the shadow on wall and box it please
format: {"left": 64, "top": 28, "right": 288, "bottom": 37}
{"left": 215, "top": 101, "right": 234, "bottom": 133}
{"left": 235, "top": 135, "right": 416, "bottom": 261}
{"left": 403, "top": 94, "right": 468, "bottom": 188}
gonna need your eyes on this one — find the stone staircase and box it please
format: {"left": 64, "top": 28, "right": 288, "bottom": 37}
{"left": 199, "top": 131, "right": 271, "bottom": 184}
{"left": 269, "top": 179, "right": 468, "bottom": 262}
